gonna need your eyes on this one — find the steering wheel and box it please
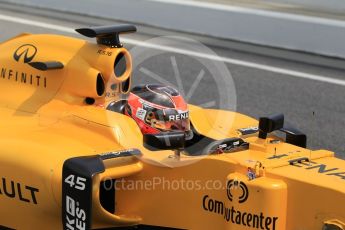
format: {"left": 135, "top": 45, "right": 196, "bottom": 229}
{"left": 203, "top": 138, "right": 248, "bottom": 154}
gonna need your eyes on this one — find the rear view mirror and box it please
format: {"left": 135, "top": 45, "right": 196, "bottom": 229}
{"left": 258, "top": 114, "right": 284, "bottom": 139}
{"left": 280, "top": 126, "right": 307, "bottom": 148}
{"left": 143, "top": 132, "right": 185, "bottom": 151}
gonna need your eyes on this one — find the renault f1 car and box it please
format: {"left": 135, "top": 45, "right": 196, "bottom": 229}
{"left": 0, "top": 25, "right": 344, "bottom": 230}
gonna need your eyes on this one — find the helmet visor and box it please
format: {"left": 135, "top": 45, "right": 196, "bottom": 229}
{"left": 145, "top": 108, "right": 190, "bottom": 132}
{"left": 151, "top": 118, "right": 190, "bottom": 132}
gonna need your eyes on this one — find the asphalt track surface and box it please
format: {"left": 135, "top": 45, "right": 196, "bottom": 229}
{"left": 0, "top": 2, "right": 345, "bottom": 159}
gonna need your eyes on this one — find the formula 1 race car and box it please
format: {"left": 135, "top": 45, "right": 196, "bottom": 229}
{"left": 0, "top": 25, "right": 344, "bottom": 230}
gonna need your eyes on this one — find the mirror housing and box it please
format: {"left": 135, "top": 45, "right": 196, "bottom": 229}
{"left": 258, "top": 114, "right": 284, "bottom": 139}
{"left": 143, "top": 132, "right": 185, "bottom": 151}
{"left": 280, "top": 126, "right": 307, "bottom": 148}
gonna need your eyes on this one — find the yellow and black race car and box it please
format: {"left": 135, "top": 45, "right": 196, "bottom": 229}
{"left": 0, "top": 25, "right": 344, "bottom": 230}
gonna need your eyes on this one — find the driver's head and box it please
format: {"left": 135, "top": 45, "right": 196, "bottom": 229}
{"left": 125, "top": 84, "right": 190, "bottom": 135}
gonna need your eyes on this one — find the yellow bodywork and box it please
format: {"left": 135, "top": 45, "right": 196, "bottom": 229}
{"left": 0, "top": 30, "right": 344, "bottom": 230}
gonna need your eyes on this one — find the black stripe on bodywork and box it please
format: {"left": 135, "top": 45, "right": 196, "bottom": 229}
{"left": 0, "top": 225, "right": 15, "bottom": 230}
{"left": 95, "top": 225, "right": 184, "bottom": 230}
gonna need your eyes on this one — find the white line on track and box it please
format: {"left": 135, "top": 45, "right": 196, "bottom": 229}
{"left": 147, "top": 0, "right": 345, "bottom": 27}
{"left": 0, "top": 13, "right": 345, "bottom": 87}
{"left": 148, "top": 0, "right": 345, "bottom": 26}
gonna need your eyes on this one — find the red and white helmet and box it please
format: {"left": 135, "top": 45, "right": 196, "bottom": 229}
{"left": 125, "top": 84, "right": 191, "bottom": 135}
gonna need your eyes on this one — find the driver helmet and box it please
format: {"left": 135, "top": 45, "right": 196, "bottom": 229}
{"left": 125, "top": 84, "right": 191, "bottom": 136}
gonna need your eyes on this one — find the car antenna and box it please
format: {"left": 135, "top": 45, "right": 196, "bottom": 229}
{"left": 309, "top": 111, "right": 315, "bottom": 166}
{"left": 75, "top": 24, "right": 137, "bottom": 48}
